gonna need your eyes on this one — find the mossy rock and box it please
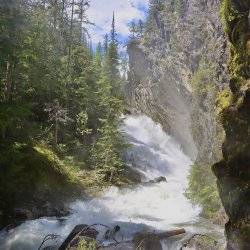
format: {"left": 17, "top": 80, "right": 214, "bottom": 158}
{"left": 0, "top": 143, "right": 85, "bottom": 227}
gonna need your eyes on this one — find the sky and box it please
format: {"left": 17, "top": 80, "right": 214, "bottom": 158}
{"left": 86, "top": 0, "right": 149, "bottom": 45}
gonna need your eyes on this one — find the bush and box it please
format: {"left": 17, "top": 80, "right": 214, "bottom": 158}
{"left": 186, "top": 164, "right": 222, "bottom": 218}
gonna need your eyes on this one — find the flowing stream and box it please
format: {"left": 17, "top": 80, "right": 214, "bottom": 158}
{"left": 0, "top": 115, "right": 224, "bottom": 250}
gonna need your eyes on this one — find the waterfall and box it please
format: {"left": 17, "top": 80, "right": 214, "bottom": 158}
{"left": 0, "top": 115, "right": 223, "bottom": 250}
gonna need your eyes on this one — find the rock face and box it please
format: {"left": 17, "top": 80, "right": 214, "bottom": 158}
{"left": 126, "top": 0, "right": 249, "bottom": 248}
{"left": 126, "top": 0, "right": 229, "bottom": 164}
{"left": 212, "top": 0, "right": 250, "bottom": 249}
{"left": 126, "top": 0, "right": 250, "bottom": 250}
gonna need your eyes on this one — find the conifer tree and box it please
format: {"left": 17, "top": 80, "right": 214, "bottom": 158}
{"left": 106, "top": 12, "right": 120, "bottom": 96}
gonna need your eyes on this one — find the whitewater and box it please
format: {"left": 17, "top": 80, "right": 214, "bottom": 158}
{"left": 0, "top": 115, "right": 224, "bottom": 250}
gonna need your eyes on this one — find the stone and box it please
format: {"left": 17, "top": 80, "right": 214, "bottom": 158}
{"left": 59, "top": 224, "right": 98, "bottom": 250}
{"left": 181, "top": 234, "right": 223, "bottom": 250}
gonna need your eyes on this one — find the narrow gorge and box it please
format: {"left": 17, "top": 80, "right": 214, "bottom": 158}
{"left": 0, "top": 0, "right": 249, "bottom": 250}
{"left": 126, "top": 0, "right": 250, "bottom": 249}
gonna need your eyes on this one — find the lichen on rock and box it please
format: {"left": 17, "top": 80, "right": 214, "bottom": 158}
{"left": 213, "top": 0, "right": 250, "bottom": 249}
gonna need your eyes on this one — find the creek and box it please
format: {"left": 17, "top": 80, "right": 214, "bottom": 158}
{"left": 0, "top": 115, "right": 224, "bottom": 250}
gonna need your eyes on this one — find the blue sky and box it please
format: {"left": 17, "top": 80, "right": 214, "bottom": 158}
{"left": 86, "top": 0, "right": 149, "bottom": 45}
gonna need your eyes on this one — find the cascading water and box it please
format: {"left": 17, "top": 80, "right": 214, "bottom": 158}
{"left": 0, "top": 115, "right": 224, "bottom": 250}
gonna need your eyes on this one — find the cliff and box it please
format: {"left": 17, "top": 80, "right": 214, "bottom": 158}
{"left": 212, "top": 0, "right": 250, "bottom": 249}
{"left": 126, "top": 0, "right": 229, "bottom": 164}
{"left": 127, "top": 0, "right": 250, "bottom": 248}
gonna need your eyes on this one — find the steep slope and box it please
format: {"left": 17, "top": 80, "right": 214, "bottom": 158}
{"left": 127, "top": 0, "right": 250, "bottom": 248}
{"left": 126, "top": 0, "right": 229, "bottom": 165}
{"left": 0, "top": 144, "right": 92, "bottom": 228}
{"left": 212, "top": 0, "right": 250, "bottom": 249}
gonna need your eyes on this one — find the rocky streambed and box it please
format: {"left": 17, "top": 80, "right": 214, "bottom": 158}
{"left": 0, "top": 115, "right": 225, "bottom": 250}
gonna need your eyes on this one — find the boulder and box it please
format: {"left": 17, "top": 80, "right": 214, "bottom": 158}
{"left": 133, "top": 233, "right": 162, "bottom": 250}
{"left": 42, "top": 246, "right": 58, "bottom": 250}
{"left": 59, "top": 224, "right": 98, "bottom": 250}
{"left": 14, "top": 208, "right": 33, "bottom": 221}
{"left": 181, "top": 234, "right": 223, "bottom": 250}
{"left": 99, "top": 242, "right": 133, "bottom": 250}
{"left": 141, "top": 176, "right": 167, "bottom": 186}
{"left": 148, "top": 176, "right": 167, "bottom": 184}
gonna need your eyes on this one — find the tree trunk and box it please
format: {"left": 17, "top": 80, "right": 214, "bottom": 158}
{"left": 1, "top": 127, "right": 6, "bottom": 141}
{"left": 62, "top": 0, "right": 66, "bottom": 13}
{"left": 69, "top": 0, "right": 75, "bottom": 55}
{"left": 54, "top": 119, "right": 58, "bottom": 146}
{"left": 79, "top": 0, "right": 84, "bottom": 42}
{"left": 4, "top": 57, "right": 12, "bottom": 102}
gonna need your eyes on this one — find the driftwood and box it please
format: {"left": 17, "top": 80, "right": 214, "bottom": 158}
{"left": 135, "top": 229, "right": 186, "bottom": 240}
{"left": 59, "top": 224, "right": 110, "bottom": 250}
{"left": 38, "top": 234, "right": 60, "bottom": 250}
{"left": 55, "top": 224, "right": 186, "bottom": 250}
{"left": 99, "top": 229, "right": 186, "bottom": 250}
{"left": 134, "top": 229, "right": 186, "bottom": 250}
{"left": 156, "top": 229, "right": 186, "bottom": 239}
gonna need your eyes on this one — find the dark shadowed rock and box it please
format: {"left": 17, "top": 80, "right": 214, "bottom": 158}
{"left": 149, "top": 176, "right": 167, "bottom": 184}
{"left": 133, "top": 233, "right": 162, "bottom": 250}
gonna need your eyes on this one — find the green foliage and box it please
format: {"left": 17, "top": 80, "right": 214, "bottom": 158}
{"left": 190, "top": 64, "right": 217, "bottom": 98}
{"left": 91, "top": 118, "right": 125, "bottom": 182}
{"left": 220, "top": 0, "right": 249, "bottom": 86}
{"left": 0, "top": 0, "right": 127, "bottom": 222}
{"left": 186, "top": 164, "right": 222, "bottom": 218}
{"left": 77, "top": 239, "right": 97, "bottom": 250}
{"left": 0, "top": 143, "right": 83, "bottom": 213}
{"left": 216, "top": 88, "right": 232, "bottom": 115}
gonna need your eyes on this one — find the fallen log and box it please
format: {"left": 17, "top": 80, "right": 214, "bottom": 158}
{"left": 156, "top": 228, "right": 186, "bottom": 239}
{"left": 133, "top": 229, "right": 186, "bottom": 250}
{"left": 134, "top": 228, "right": 186, "bottom": 240}
{"left": 59, "top": 224, "right": 99, "bottom": 250}
{"left": 99, "top": 229, "right": 186, "bottom": 250}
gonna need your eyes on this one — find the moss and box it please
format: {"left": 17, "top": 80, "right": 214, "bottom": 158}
{"left": 220, "top": 0, "right": 236, "bottom": 35}
{"left": 0, "top": 144, "right": 78, "bottom": 202}
{"left": 186, "top": 164, "right": 222, "bottom": 219}
{"left": 213, "top": 0, "right": 250, "bottom": 247}
{"left": 77, "top": 239, "right": 97, "bottom": 250}
{"left": 216, "top": 88, "right": 233, "bottom": 115}
{"left": 190, "top": 66, "right": 216, "bottom": 96}
{"left": 0, "top": 143, "right": 107, "bottom": 227}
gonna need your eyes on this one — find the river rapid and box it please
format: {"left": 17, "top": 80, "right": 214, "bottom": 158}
{"left": 0, "top": 115, "right": 224, "bottom": 250}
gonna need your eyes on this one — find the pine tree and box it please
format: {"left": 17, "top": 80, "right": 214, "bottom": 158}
{"left": 0, "top": 0, "right": 125, "bottom": 184}
{"left": 103, "top": 33, "right": 109, "bottom": 55}
{"left": 91, "top": 118, "right": 125, "bottom": 182}
{"left": 106, "top": 12, "right": 120, "bottom": 96}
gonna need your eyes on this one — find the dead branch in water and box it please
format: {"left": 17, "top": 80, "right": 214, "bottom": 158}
{"left": 38, "top": 234, "right": 60, "bottom": 250}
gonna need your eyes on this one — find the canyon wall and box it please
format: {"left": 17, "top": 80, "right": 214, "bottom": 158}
{"left": 127, "top": 0, "right": 250, "bottom": 248}
{"left": 212, "top": 0, "right": 250, "bottom": 249}
{"left": 126, "top": 0, "right": 228, "bottom": 165}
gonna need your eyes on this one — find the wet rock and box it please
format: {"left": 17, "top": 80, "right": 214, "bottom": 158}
{"left": 181, "top": 234, "right": 222, "bottom": 250}
{"left": 42, "top": 246, "right": 58, "bottom": 250}
{"left": 149, "top": 176, "right": 167, "bottom": 184}
{"left": 133, "top": 233, "right": 162, "bottom": 250}
{"left": 99, "top": 242, "right": 133, "bottom": 250}
{"left": 59, "top": 224, "right": 98, "bottom": 250}
{"left": 123, "top": 166, "right": 142, "bottom": 183}
{"left": 14, "top": 208, "right": 33, "bottom": 221}
{"left": 140, "top": 176, "right": 167, "bottom": 187}
{"left": 211, "top": 208, "right": 228, "bottom": 226}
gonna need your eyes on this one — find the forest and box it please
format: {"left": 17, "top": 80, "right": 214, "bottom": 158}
{"left": 0, "top": 0, "right": 249, "bottom": 250}
{"left": 0, "top": 0, "right": 128, "bottom": 226}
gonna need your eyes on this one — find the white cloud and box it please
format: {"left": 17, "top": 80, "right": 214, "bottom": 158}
{"left": 86, "top": 0, "right": 149, "bottom": 44}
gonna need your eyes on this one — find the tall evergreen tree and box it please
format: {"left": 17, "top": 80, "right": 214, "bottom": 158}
{"left": 106, "top": 12, "right": 120, "bottom": 96}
